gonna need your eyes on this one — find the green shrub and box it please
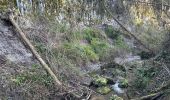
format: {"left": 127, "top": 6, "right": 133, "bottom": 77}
{"left": 115, "top": 36, "right": 127, "bottom": 48}
{"left": 105, "top": 25, "right": 120, "bottom": 39}
{"left": 83, "top": 45, "right": 99, "bottom": 62}
{"left": 91, "top": 38, "right": 109, "bottom": 53}
{"left": 55, "top": 43, "right": 99, "bottom": 65}
{"left": 134, "top": 66, "right": 156, "bottom": 89}
{"left": 90, "top": 38, "right": 115, "bottom": 61}
{"left": 63, "top": 43, "right": 86, "bottom": 63}
{"left": 82, "top": 28, "right": 104, "bottom": 42}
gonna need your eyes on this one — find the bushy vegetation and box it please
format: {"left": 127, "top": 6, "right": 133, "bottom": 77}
{"left": 134, "top": 66, "right": 157, "bottom": 89}
{"left": 12, "top": 64, "right": 53, "bottom": 87}
{"left": 104, "top": 25, "right": 120, "bottom": 39}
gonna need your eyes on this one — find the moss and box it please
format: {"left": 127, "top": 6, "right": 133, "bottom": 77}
{"left": 93, "top": 75, "right": 108, "bottom": 86}
{"left": 96, "top": 86, "right": 111, "bottom": 95}
{"left": 109, "top": 95, "right": 123, "bottom": 100}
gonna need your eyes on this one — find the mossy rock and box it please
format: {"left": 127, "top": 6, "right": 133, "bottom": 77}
{"left": 96, "top": 86, "right": 111, "bottom": 95}
{"left": 109, "top": 95, "right": 123, "bottom": 100}
{"left": 118, "top": 78, "right": 128, "bottom": 88}
{"left": 93, "top": 75, "right": 108, "bottom": 86}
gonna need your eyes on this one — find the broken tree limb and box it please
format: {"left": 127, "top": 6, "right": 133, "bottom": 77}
{"left": 102, "top": 0, "right": 153, "bottom": 52}
{"left": 131, "top": 92, "right": 163, "bottom": 100}
{"left": 9, "top": 13, "right": 62, "bottom": 86}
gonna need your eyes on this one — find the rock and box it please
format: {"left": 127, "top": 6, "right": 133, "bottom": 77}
{"left": 109, "top": 95, "right": 123, "bottom": 100}
{"left": 93, "top": 75, "right": 108, "bottom": 86}
{"left": 96, "top": 86, "right": 111, "bottom": 95}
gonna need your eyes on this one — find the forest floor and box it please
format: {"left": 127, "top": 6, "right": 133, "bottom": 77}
{"left": 0, "top": 13, "right": 170, "bottom": 100}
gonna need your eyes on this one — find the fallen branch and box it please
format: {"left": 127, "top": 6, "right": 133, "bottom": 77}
{"left": 9, "top": 13, "right": 62, "bottom": 86}
{"left": 102, "top": 0, "right": 153, "bottom": 52}
{"left": 131, "top": 92, "right": 163, "bottom": 100}
{"left": 8, "top": 13, "right": 97, "bottom": 99}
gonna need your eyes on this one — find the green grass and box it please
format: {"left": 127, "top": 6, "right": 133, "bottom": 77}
{"left": 82, "top": 28, "right": 105, "bottom": 42}
{"left": 62, "top": 43, "right": 99, "bottom": 63}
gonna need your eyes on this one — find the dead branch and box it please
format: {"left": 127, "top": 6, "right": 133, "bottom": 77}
{"left": 8, "top": 13, "right": 96, "bottom": 99}
{"left": 131, "top": 92, "right": 163, "bottom": 100}
{"left": 102, "top": 0, "right": 153, "bottom": 53}
{"left": 9, "top": 13, "right": 62, "bottom": 86}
